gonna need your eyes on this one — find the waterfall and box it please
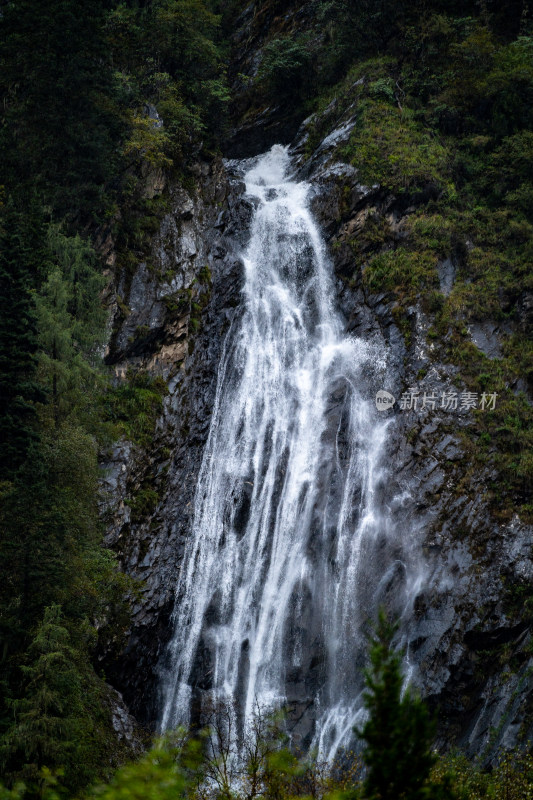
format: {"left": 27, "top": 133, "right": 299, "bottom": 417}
{"left": 159, "top": 145, "right": 418, "bottom": 760}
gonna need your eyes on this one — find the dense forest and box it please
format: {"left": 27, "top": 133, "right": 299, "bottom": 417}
{"left": 1, "top": 0, "right": 532, "bottom": 797}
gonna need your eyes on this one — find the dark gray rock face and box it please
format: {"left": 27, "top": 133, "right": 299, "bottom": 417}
{"left": 224, "top": 1, "right": 320, "bottom": 157}
{"left": 289, "top": 112, "right": 533, "bottom": 760}
{"left": 99, "top": 159, "right": 252, "bottom": 724}
{"left": 102, "top": 105, "right": 532, "bottom": 762}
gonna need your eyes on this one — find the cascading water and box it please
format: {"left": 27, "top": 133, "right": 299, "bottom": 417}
{"left": 159, "top": 145, "right": 420, "bottom": 760}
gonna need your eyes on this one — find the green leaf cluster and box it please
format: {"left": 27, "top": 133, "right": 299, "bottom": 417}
{"left": 101, "top": 372, "right": 168, "bottom": 446}
{"left": 257, "top": 37, "right": 315, "bottom": 102}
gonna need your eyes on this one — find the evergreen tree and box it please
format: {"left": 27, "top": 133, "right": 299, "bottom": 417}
{"left": 0, "top": 219, "right": 129, "bottom": 793}
{"left": 0, "top": 0, "right": 122, "bottom": 217}
{"left": 0, "top": 438, "right": 133, "bottom": 793}
{"left": 35, "top": 229, "right": 107, "bottom": 429}
{"left": 0, "top": 605, "right": 84, "bottom": 790}
{"left": 357, "top": 609, "right": 455, "bottom": 800}
{"left": 0, "top": 201, "right": 47, "bottom": 481}
{"left": 46, "top": 227, "right": 107, "bottom": 359}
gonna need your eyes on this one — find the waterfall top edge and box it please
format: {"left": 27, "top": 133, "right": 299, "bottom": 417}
{"left": 223, "top": 143, "right": 294, "bottom": 182}
{"left": 244, "top": 144, "right": 291, "bottom": 188}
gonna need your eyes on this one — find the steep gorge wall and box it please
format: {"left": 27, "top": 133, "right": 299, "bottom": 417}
{"left": 291, "top": 108, "right": 533, "bottom": 757}
{"left": 99, "top": 157, "right": 253, "bottom": 723}
{"left": 100, "top": 4, "right": 533, "bottom": 761}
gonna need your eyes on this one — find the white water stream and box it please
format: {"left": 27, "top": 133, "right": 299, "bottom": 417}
{"left": 159, "top": 145, "right": 416, "bottom": 760}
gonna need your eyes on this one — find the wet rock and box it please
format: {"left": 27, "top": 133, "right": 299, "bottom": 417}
{"left": 468, "top": 321, "right": 512, "bottom": 360}
{"left": 517, "top": 292, "right": 533, "bottom": 330}
{"left": 437, "top": 257, "right": 455, "bottom": 296}
{"left": 108, "top": 687, "right": 145, "bottom": 755}
{"left": 102, "top": 98, "right": 533, "bottom": 765}
{"left": 100, "top": 157, "right": 249, "bottom": 724}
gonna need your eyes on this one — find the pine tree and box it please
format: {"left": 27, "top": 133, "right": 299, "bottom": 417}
{"left": 35, "top": 229, "right": 106, "bottom": 429}
{"left": 46, "top": 226, "right": 107, "bottom": 359}
{"left": 0, "top": 605, "right": 84, "bottom": 789}
{"left": 357, "top": 609, "right": 455, "bottom": 800}
{"left": 0, "top": 200, "right": 47, "bottom": 481}
{"left": 0, "top": 0, "right": 121, "bottom": 216}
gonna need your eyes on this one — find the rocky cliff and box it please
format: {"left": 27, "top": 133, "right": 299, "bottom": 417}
{"left": 99, "top": 7, "right": 533, "bottom": 763}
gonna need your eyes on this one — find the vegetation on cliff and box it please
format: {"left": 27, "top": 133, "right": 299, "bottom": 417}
{"left": 277, "top": 0, "right": 533, "bottom": 521}
{"left": 4, "top": 611, "right": 532, "bottom": 800}
{"left": 0, "top": 0, "right": 227, "bottom": 794}
{"left": 0, "top": 0, "right": 532, "bottom": 796}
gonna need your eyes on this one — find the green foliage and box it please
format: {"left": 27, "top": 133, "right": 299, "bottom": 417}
{"left": 31, "top": 227, "right": 109, "bottom": 431}
{"left": 0, "top": 783, "right": 24, "bottom": 800}
{"left": 2, "top": 606, "right": 95, "bottom": 793}
{"left": 315, "top": 8, "right": 533, "bottom": 521}
{"left": 431, "top": 750, "right": 533, "bottom": 800}
{"left": 107, "top": 0, "right": 228, "bottom": 168}
{"left": 3, "top": 724, "right": 533, "bottom": 800}
{"left": 90, "top": 732, "right": 202, "bottom": 800}
{"left": 435, "top": 30, "right": 533, "bottom": 137}
{"left": 0, "top": 427, "right": 133, "bottom": 794}
{"left": 343, "top": 100, "right": 451, "bottom": 195}
{"left": 0, "top": 200, "right": 47, "bottom": 480}
{"left": 46, "top": 228, "right": 107, "bottom": 356}
{"left": 363, "top": 249, "right": 438, "bottom": 295}
{"left": 258, "top": 37, "right": 314, "bottom": 101}
{"left": 313, "top": 0, "right": 408, "bottom": 72}
{"left": 35, "top": 274, "right": 99, "bottom": 430}
{"left": 0, "top": 0, "right": 123, "bottom": 218}
{"left": 86, "top": 703, "right": 361, "bottom": 800}
{"left": 488, "top": 131, "right": 533, "bottom": 218}
{"left": 101, "top": 372, "right": 168, "bottom": 446}
{"left": 0, "top": 211, "right": 130, "bottom": 795}
{"left": 357, "top": 609, "right": 455, "bottom": 800}
{"left": 126, "top": 487, "right": 160, "bottom": 522}
{"left": 1, "top": 425, "right": 115, "bottom": 643}
{"left": 0, "top": 0, "right": 226, "bottom": 795}
{"left": 418, "top": 203, "right": 533, "bottom": 518}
